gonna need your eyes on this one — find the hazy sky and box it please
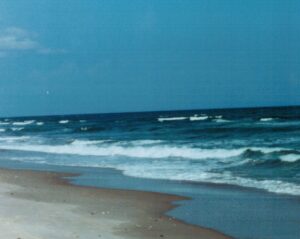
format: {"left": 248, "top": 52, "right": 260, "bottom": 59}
{"left": 0, "top": 0, "right": 299, "bottom": 117}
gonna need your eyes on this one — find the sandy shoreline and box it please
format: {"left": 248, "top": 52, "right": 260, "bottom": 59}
{"left": 0, "top": 168, "right": 231, "bottom": 239}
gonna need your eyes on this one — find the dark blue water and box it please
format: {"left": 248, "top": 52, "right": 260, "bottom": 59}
{"left": 0, "top": 106, "right": 299, "bottom": 195}
{"left": 0, "top": 106, "right": 300, "bottom": 238}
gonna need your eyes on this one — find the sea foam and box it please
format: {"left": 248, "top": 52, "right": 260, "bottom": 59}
{"left": 280, "top": 154, "right": 300, "bottom": 163}
{"left": 189, "top": 115, "right": 208, "bottom": 121}
{"left": 12, "top": 120, "right": 35, "bottom": 126}
{"left": 260, "top": 118, "right": 274, "bottom": 122}
{"left": 59, "top": 120, "right": 69, "bottom": 124}
{"left": 158, "top": 117, "right": 187, "bottom": 122}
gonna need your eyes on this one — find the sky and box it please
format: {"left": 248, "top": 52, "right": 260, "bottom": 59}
{"left": 0, "top": 0, "right": 299, "bottom": 117}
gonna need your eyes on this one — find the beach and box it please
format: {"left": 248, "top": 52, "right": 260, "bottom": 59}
{"left": 0, "top": 168, "right": 230, "bottom": 239}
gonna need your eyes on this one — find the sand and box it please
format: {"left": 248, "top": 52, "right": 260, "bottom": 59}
{"left": 0, "top": 168, "right": 231, "bottom": 239}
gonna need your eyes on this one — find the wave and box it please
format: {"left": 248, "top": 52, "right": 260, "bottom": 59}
{"left": 59, "top": 120, "right": 69, "bottom": 124}
{"left": 74, "top": 126, "right": 106, "bottom": 133}
{"left": 214, "top": 119, "right": 231, "bottom": 123}
{"left": 0, "top": 129, "right": 5, "bottom": 132}
{"left": 122, "top": 168, "right": 300, "bottom": 196}
{"left": 0, "top": 143, "right": 246, "bottom": 159}
{"left": 0, "top": 136, "right": 32, "bottom": 143}
{"left": 260, "top": 118, "right": 275, "bottom": 122}
{"left": 280, "top": 154, "right": 300, "bottom": 163}
{"left": 10, "top": 150, "right": 299, "bottom": 196}
{"left": 158, "top": 117, "right": 187, "bottom": 122}
{"left": 11, "top": 127, "right": 24, "bottom": 131}
{"left": 1, "top": 138, "right": 299, "bottom": 196}
{"left": 189, "top": 115, "right": 208, "bottom": 121}
{"left": 12, "top": 120, "right": 35, "bottom": 126}
{"left": 36, "top": 122, "right": 44, "bottom": 126}
{"left": 0, "top": 137, "right": 291, "bottom": 161}
{"left": 0, "top": 122, "right": 10, "bottom": 125}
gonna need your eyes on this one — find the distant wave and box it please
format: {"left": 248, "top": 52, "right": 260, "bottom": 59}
{"left": 260, "top": 118, "right": 274, "bottom": 122}
{"left": 36, "top": 122, "right": 44, "bottom": 126}
{"left": 158, "top": 117, "right": 187, "bottom": 122}
{"left": 11, "top": 127, "right": 24, "bottom": 131}
{"left": 189, "top": 115, "right": 208, "bottom": 121}
{"left": 59, "top": 120, "right": 69, "bottom": 124}
{"left": 0, "top": 129, "right": 5, "bottom": 132}
{"left": 0, "top": 136, "right": 31, "bottom": 143}
{"left": 12, "top": 120, "right": 35, "bottom": 126}
{"left": 158, "top": 115, "right": 224, "bottom": 122}
{"left": 280, "top": 154, "right": 300, "bottom": 163}
{"left": 0, "top": 122, "right": 10, "bottom": 125}
{"left": 214, "top": 119, "right": 231, "bottom": 123}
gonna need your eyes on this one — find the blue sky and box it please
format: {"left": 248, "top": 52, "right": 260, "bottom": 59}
{"left": 0, "top": 0, "right": 299, "bottom": 117}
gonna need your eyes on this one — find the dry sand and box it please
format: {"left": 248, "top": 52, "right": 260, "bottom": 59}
{"left": 0, "top": 168, "right": 231, "bottom": 239}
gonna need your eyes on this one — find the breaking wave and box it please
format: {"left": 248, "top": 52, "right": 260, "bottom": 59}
{"left": 158, "top": 117, "right": 187, "bottom": 122}
{"left": 59, "top": 120, "right": 69, "bottom": 124}
{"left": 12, "top": 120, "right": 35, "bottom": 126}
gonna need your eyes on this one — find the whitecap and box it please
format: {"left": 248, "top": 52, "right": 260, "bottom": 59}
{"left": 12, "top": 120, "right": 35, "bottom": 126}
{"left": 280, "top": 154, "right": 300, "bottom": 163}
{"left": 0, "top": 141, "right": 277, "bottom": 161}
{"left": 158, "top": 117, "right": 187, "bottom": 122}
{"left": 11, "top": 127, "right": 24, "bottom": 131}
{"left": 59, "top": 120, "right": 69, "bottom": 124}
{"left": 189, "top": 115, "right": 209, "bottom": 121}
{"left": 214, "top": 119, "right": 230, "bottom": 123}
{"left": 260, "top": 118, "right": 274, "bottom": 122}
{"left": 0, "top": 136, "right": 31, "bottom": 143}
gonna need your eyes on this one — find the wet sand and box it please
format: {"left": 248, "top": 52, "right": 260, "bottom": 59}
{"left": 0, "top": 168, "right": 231, "bottom": 239}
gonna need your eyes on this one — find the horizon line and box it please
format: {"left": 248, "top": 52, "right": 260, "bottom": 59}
{"left": 1, "top": 104, "right": 300, "bottom": 119}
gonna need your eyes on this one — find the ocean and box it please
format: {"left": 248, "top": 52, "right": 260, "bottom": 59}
{"left": 0, "top": 106, "right": 300, "bottom": 238}
{"left": 0, "top": 106, "right": 299, "bottom": 196}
